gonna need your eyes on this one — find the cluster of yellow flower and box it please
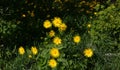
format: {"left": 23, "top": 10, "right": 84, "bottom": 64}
{"left": 43, "top": 17, "right": 82, "bottom": 45}
{"left": 18, "top": 46, "right": 38, "bottom": 57}
{"left": 73, "top": 35, "right": 93, "bottom": 57}
{"left": 48, "top": 48, "right": 60, "bottom": 68}
{"left": 43, "top": 17, "right": 67, "bottom": 32}
{"left": 50, "top": 31, "right": 82, "bottom": 46}
{"left": 42, "top": 17, "right": 62, "bottom": 68}
{"left": 18, "top": 16, "right": 94, "bottom": 68}
{"left": 43, "top": 17, "right": 66, "bottom": 46}
{"left": 48, "top": 47, "right": 93, "bottom": 68}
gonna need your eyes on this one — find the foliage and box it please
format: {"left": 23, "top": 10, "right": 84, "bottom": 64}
{"left": 0, "top": 18, "right": 16, "bottom": 36}
{"left": 89, "top": 0, "right": 120, "bottom": 69}
{"left": 90, "top": 0, "right": 120, "bottom": 52}
{"left": 0, "top": 0, "right": 120, "bottom": 70}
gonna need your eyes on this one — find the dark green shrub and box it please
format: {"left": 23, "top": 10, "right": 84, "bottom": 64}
{"left": 89, "top": 0, "right": 120, "bottom": 69}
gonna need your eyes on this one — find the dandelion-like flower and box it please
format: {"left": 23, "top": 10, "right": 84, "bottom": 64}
{"left": 49, "top": 30, "right": 55, "bottom": 37}
{"left": 52, "top": 17, "right": 62, "bottom": 27}
{"left": 58, "top": 23, "right": 67, "bottom": 31}
{"left": 53, "top": 37, "right": 62, "bottom": 45}
{"left": 84, "top": 48, "right": 93, "bottom": 58}
{"left": 43, "top": 20, "right": 52, "bottom": 29}
{"left": 31, "top": 46, "right": 38, "bottom": 55}
{"left": 48, "top": 59, "right": 57, "bottom": 68}
{"left": 73, "top": 35, "right": 81, "bottom": 43}
{"left": 50, "top": 48, "right": 60, "bottom": 58}
{"left": 18, "top": 46, "right": 25, "bottom": 55}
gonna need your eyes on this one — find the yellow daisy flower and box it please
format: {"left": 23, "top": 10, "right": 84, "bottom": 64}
{"left": 50, "top": 48, "right": 60, "bottom": 58}
{"left": 53, "top": 37, "right": 62, "bottom": 45}
{"left": 31, "top": 46, "right": 38, "bottom": 55}
{"left": 18, "top": 46, "right": 25, "bottom": 55}
{"left": 43, "top": 20, "right": 52, "bottom": 29}
{"left": 73, "top": 35, "right": 81, "bottom": 43}
{"left": 58, "top": 23, "right": 67, "bottom": 31}
{"left": 52, "top": 17, "right": 62, "bottom": 27}
{"left": 84, "top": 48, "right": 93, "bottom": 58}
{"left": 48, "top": 59, "right": 57, "bottom": 68}
{"left": 49, "top": 30, "right": 55, "bottom": 37}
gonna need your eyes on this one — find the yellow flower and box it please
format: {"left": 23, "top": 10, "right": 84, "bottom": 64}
{"left": 28, "top": 55, "right": 32, "bottom": 58}
{"left": 31, "top": 46, "right": 38, "bottom": 55}
{"left": 87, "top": 24, "right": 91, "bottom": 28}
{"left": 50, "top": 48, "right": 60, "bottom": 58}
{"left": 48, "top": 59, "right": 57, "bottom": 68}
{"left": 73, "top": 35, "right": 81, "bottom": 43}
{"left": 94, "top": 12, "right": 97, "bottom": 15}
{"left": 49, "top": 30, "right": 55, "bottom": 37}
{"left": 53, "top": 37, "right": 62, "bottom": 45}
{"left": 22, "top": 14, "right": 26, "bottom": 17}
{"left": 58, "top": 23, "right": 67, "bottom": 31}
{"left": 43, "top": 20, "right": 52, "bottom": 29}
{"left": 52, "top": 17, "right": 62, "bottom": 27}
{"left": 18, "top": 46, "right": 25, "bottom": 55}
{"left": 84, "top": 48, "right": 93, "bottom": 58}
